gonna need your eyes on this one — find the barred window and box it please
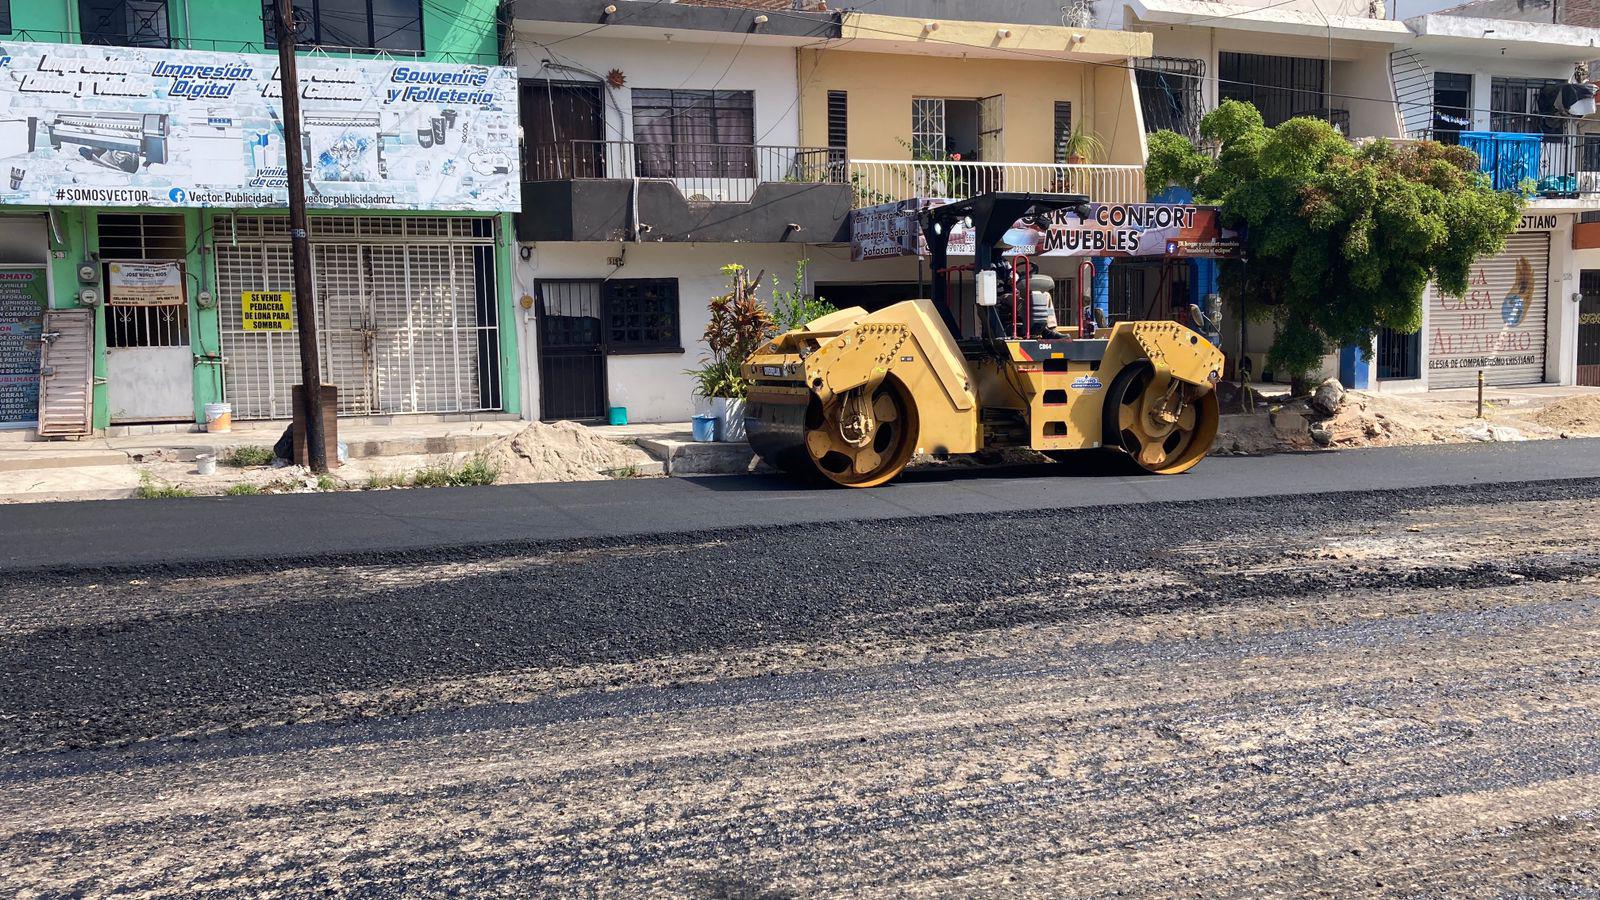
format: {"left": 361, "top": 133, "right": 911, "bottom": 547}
{"left": 263, "top": 0, "right": 423, "bottom": 53}
{"left": 632, "top": 89, "right": 755, "bottom": 178}
{"left": 827, "top": 90, "right": 848, "bottom": 151}
{"left": 604, "top": 279, "right": 680, "bottom": 354}
{"left": 80, "top": 0, "right": 170, "bottom": 48}
{"left": 1052, "top": 101, "right": 1073, "bottom": 164}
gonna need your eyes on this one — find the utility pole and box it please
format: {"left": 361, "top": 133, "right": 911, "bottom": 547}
{"left": 274, "top": 0, "right": 329, "bottom": 473}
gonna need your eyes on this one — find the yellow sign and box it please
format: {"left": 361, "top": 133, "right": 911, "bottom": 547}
{"left": 241, "top": 291, "right": 295, "bottom": 331}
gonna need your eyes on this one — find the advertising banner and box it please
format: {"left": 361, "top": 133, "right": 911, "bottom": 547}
{"left": 850, "top": 199, "right": 1244, "bottom": 260}
{"left": 0, "top": 266, "right": 46, "bottom": 425}
{"left": 849, "top": 199, "right": 929, "bottom": 262}
{"left": 0, "top": 41, "right": 519, "bottom": 211}
{"left": 107, "top": 260, "right": 183, "bottom": 306}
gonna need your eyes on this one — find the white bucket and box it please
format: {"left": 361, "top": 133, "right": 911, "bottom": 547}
{"left": 204, "top": 402, "right": 232, "bottom": 434}
{"left": 195, "top": 453, "right": 217, "bottom": 476}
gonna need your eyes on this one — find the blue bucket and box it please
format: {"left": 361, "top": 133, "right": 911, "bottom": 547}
{"left": 691, "top": 414, "right": 717, "bottom": 442}
{"left": 607, "top": 406, "right": 628, "bottom": 426}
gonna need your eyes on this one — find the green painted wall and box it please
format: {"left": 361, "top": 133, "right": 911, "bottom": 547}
{"left": 4, "top": 0, "right": 517, "bottom": 425}
{"left": 8, "top": 1, "right": 498, "bottom": 61}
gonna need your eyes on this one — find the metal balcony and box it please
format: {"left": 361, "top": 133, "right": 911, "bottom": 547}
{"left": 845, "top": 159, "right": 1147, "bottom": 206}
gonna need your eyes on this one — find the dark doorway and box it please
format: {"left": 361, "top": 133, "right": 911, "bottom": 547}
{"left": 520, "top": 80, "right": 605, "bottom": 180}
{"left": 1432, "top": 72, "right": 1472, "bottom": 144}
{"left": 813, "top": 282, "right": 923, "bottom": 314}
{"left": 536, "top": 280, "right": 607, "bottom": 421}
{"left": 1580, "top": 270, "right": 1600, "bottom": 387}
{"left": 1218, "top": 52, "right": 1327, "bottom": 128}
{"left": 1377, "top": 327, "right": 1421, "bottom": 380}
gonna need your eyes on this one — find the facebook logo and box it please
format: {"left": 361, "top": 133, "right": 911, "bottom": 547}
{"left": 168, "top": 187, "right": 187, "bottom": 203}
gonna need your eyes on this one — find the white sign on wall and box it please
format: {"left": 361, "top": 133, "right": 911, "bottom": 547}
{"left": 107, "top": 260, "right": 183, "bottom": 306}
{"left": 0, "top": 41, "right": 519, "bottom": 211}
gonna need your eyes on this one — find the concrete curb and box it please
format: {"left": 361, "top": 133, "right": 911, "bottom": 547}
{"left": 636, "top": 438, "right": 762, "bottom": 476}
{"left": 0, "top": 452, "right": 130, "bottom": 473}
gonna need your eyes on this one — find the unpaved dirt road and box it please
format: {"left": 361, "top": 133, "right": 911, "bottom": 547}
{"left": 3, "top": 478, "right": 1599, "bottom": 897}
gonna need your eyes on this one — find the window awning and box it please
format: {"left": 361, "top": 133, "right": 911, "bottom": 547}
{"left": 1127, "top": 0, "right": 1412, "bottom": 44}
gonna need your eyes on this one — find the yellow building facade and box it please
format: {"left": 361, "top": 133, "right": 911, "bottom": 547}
{"left": 799, "top": 14, "right": 1152, "bottom": 176}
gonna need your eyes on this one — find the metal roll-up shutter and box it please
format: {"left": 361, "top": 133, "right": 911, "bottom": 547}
{"left": 1427, "top": 231, "right": 1549, "bottom": 388}
{"left": 36, "top": 309, "right": 94, "bottom": 436}
{"left": 214, "top": 215, "right": 501, "bottom": 419}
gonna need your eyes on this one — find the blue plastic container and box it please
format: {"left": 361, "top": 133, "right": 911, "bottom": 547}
{"left": 607, "top": 406, "right": 628, "bottom": 426}
{"left": 691, "top": 414, "right": 717, "bottom": 442}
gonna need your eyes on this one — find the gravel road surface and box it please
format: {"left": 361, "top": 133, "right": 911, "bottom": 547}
{"left": 3, "top": 461, "right": 1599, "bottom": 895}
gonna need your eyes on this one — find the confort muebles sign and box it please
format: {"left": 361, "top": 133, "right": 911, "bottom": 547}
{"left": 851, "top": 199, "right": 1244, "bottom": 262}
{"left": 0, "top": 41, "right": 518, "bottom": 211}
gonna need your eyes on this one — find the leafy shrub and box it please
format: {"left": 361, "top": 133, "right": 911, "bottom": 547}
{"left": 223, "top": 445, "right": 275, "bottom": 467}
{"left": 135, "top": 471, "right": 194, "bottom": 499}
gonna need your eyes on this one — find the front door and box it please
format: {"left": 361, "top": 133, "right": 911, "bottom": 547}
{"left": 536, "top": 280, "right": 607, "bottom": 422}
{"left": 99, "top": 214, "right": 194, "bottom": 423}
{"left": 1580, "top": 270, "right": 1600, "bottom": 387}
{"left": 520, "top": 80, "right": 605, "bottom": 179}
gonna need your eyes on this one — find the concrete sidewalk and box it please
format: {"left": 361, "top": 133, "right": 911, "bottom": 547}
{"left": 0, "top": 416, "right": 528, "bottom": 472}
{"left": 0, "top": 416, "right": 718, "bottom": 503}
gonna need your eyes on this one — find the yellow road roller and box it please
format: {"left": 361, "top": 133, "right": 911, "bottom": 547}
{"left": 743, "top": 192, "right": 1223, "bottom": 487}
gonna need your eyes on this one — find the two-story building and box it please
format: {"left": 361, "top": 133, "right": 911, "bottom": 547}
{"left": 1382, "top": 0, "right": 1600, "bottom": 391}
{"left": 508, "top": 0, "right": 1152, "bottom": 423}
{"left": 1091, "top": 0, "right": 1600, "bottom": 392}
{"left": 0, "top": 0, "right": 523, "bottom": 437}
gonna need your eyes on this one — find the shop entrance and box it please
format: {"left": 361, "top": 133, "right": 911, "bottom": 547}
{"left": 214, "top": 215, "right": 502, "bottom": 419}
{"left": 534, "top": 280, "right": 608, "bottom": 422}
{"left": 1427, "top": 231, "right": 1549, "bottom": 388}
{"left": 100, "top": 213, "right": 194, "bottom": 423}
{"left": 1580, "top": 270, "right": 1600, "bottom": 387}
{"left": 1108, "top": 258, "right": 1190, "bottom": 325}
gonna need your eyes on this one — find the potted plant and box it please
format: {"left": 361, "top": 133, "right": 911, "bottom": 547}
{"left": 1061, "top": 125, "right": 1103, "bottom": 164}
{"left": 690, "top": 264, "right": 774, "bottom": 442}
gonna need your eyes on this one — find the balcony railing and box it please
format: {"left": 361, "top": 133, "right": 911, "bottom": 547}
{"left": 1420, "top": 130, "right": 1600, "bottom": 197}
{"left": 523, "top": 140, "right": 845, "bottom": 203}
{"left": 845, "top": 160, "right": 1147, "bottom": 206}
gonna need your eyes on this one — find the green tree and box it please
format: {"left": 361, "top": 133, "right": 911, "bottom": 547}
{"left": 1145, "top": 101, "right": 1522, "bottom": 387}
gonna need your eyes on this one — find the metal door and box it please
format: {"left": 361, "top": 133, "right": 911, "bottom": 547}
{"left": 1107, "top": 264, "right": 1146, "bottom": 324}
{"left": 978, "top": 94, "right": 1005, "bottom": 162}
{"left": 1427, "top": 231, "right": 1549, "bottom": 388}
{"left": 1579, "top": 270, "right": 1600, "bottom": 387}
{"left": 36, "top": 309, "right": 94, "bottom": 436}
{"left": 1377, "top": 327, "right": 1421, "bottom": 380}
{"left": 536, "top": 280, "right": 607, "bottom": 422}
{"left": 520, "top": 80, "right": 605, "bottom": 179}
{"left": 98, "top": 215, "right": 193, "bottom": 423}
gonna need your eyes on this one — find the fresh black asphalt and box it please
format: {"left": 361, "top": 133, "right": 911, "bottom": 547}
{"left": 3, "top": 439, "right": 1598, "bottom": 572}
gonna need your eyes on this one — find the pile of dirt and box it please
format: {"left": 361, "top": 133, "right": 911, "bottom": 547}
{"left": 1518, "top": 395, "right": 1600, "bottom": 435}
{"left": 1211, "top": 386, "right": 1582, "bottom": 455}
{"left": 481, "top": 421, "right": 656, "bottom": 483}
{"left": 1314, "top": 390, "right": 1503, "bottom": 447}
